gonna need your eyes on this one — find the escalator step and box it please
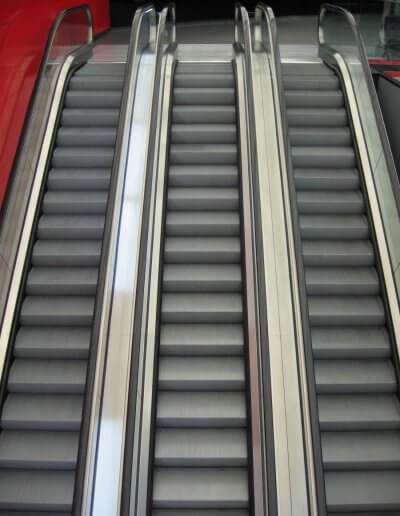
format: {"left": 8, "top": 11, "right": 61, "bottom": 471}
{"left": 168, "top": 188, "right": 239, "bottom": 211}
{"left": 302, "top": 240, "right": 374, "bottom": 267}
{"left": 0, "top": 430, "right": 78, "bottom": 469}
{"left": 291, "top": 146, "right": 356, "bottom": 168}
{"left": 294, "top": 168, "right": 359, "bottom": 190}
{"left": 163, "top": 264, "right": 241, "bottom": 291}
{"left": 0, "top": 469, "right": 74, "bottom": 511}
{"left": 322, "top": 431, "right": 400, "bottom": 470}
{"left": 14, "top": 327, "right": 91, "bottom": 359}
{"left": 32, "top": 240, "right": 101, "bottom": 267}
{"left": 57, "top": 127, "right": 117, "bottom": 147}
{"left": 311, "top": 327, "right": 390, "bottom": 359}
{"left": 170, "top": 144, "right": 237, "bottom": 165}
{"left": 166, "top": 212, "right": 240, "bottom": 236}
{"left": 173, "top": 106, "right": 236, "bottom": 124}
{"left": 174, "top": 88, "right": 235, "bottom": 105}
{"left": 152, "top": 468, "right": 249, "bottom": 509}
{"left": 318, "top": 394, "right": 400, "bottom": 430}
{"left": 169, "top": 165, "right": 238, "bottom": 187}
{"left": 305, "top": 267, "right": 379, "bottom": 295}
{"left": 20, "top": 296, "right": 94, "bottom": 326}
{"left": 65, "top": 90, "right": 122, "bottom": 108}
{"left": 158, "top": 357, "right": 245, "bottom": 391}
{"left": 37, "top": 215, "right": 105, "bottom": 240}
{"left": 285, "top": 89, "right": 344, "bottom": 108}
{"left": 52, "top": 147, "right": 114, "bottom": 168}
{"left": 289, "top": 127, "right": 351, "bottom": 146}
{"left": 47, "top": 168, "right": 111, "bottom": 191}
{"left": 43, "top": 191, "right": 107, "bottom": 214}
{"left": 174, "top": 73, "right": 235, "bottom": 88}
{"left": 61, "top": 108, "right": 119, "bottom": 127}
{"left": 308, "top": 296, "right": 385, "bottom": 326}
{"left": 157, "top": 391, "right": 247, "bottom": 428}
{"left": 297, "top": 191, "right": 364, "bottom": 214}
{"left": 287, "top": 107, "right": 347, "bottom": 127}
{"left": 8, "top": 359, "right": 87, "bottom": 394}
{"left": 161, "top": 293, "right": 242, "bottom": 323}
{"left": 171, "top": 125, "right": 236, "bottom": 144}
{"left": 164, "top": 237, "right": 241, "bottom": 264}
{"left": 325, "top": 470, "right": 400, "bottom": 512}
{"left": 159, "top": 324, "right": 244, "bottom": 356}
{"left": 1, "top": 394, "right": 83, "bottom": 430}
{"left": 299, "top": 214, "right": 369, "bottom": 240}
{"left": 315, "top": 359, "right": 397, "bottom": 393}
{"left": 154, "top": 428, "right": 247, "bottom": 467}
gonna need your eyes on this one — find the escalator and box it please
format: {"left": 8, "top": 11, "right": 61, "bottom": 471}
{"left": 150, "top": 61, "right": 251, "bottom": 512}
{"left": 0, "top": 61, "right": 125, "bottom": 513}
{"left": 283, "top": 60, "right": 400, "bottom": 513}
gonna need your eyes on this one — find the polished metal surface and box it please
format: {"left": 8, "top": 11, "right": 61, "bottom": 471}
{"left": 252, "top": 4, "right": 317, "bottom": 515}
{"left": 318, "top": 3, "right": 400, "bottom": 388}
{"left": 126, "top": 7, "right": 176, "bottom": 515}
{"left": 81, "top": 7, "right": 157, "bottom": 516}
{"left": 234, "top": 5, "right": 270, "bottom": 515}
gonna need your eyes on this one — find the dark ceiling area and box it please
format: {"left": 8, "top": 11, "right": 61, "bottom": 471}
{"left": 109, "top": 0, "right": 326, "bottom": 26}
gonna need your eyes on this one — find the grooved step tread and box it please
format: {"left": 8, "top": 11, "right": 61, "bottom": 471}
{"left": 161, "top": 293, "right": 242, "bottom": 323}
{"left": 154, "top": 429, "right": 247, "bottom": 467}
{"left": 157, "top": 392, "right": 246, "bottom": 427}
{"left": 163, "top": 264, "right": 241, "bottom": 292}
{"left": 302, "top": 240, "right": 374, "bottom": 267}
{"left": 168, "top": 188, "right": 239, "bottom": 210}
{"left": 14, "top": 327, "right": 90, "bottom": 359}
{"left": 169, "top": 166, "right": 238, "bottom": 187}
{"left": 26, "top": 267, "right": 98, "bottom": 295}
{"left": 1, "top": 394, "right": 83, "bottom": 430}
{"left": 311, "top": 327, "right": 390, "bottom": 359}
{"left": 322, "top": 430, "right": 400, "bottom": 470}
{"left": 164, "top": 237, "right": 241, "bottom": 264}
{"left": 318, "top": 394, "right": 400, "bottom": 430}
{"left": 315, "top": 359, "right": 397, "bottom": 393}
{"left": 158, "top": 357, "right": 245, "bottom": 391}
{"left": 0, "top": 431, "right": 78, "bottom": 469}
{"left": 160, "top": 324, "right": 244, "bottom": 356}
{"left": 32, "top": 240, "right": 101, "bottom": 267}
{"left": 305, "top": 267, "right": 379, "bottom": 295}
{"left": 8, "top": 360, "right": 87, "bottom": 394}
{"left": 152, "top": 467, "right": 249, "bottom": 509}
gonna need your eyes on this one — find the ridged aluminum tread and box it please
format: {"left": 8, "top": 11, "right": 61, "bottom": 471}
{"left": 151, "top": 61, "right": 249, "bottom": 514}
{"left": 0, "top": 61, "right": 124, "bottom": 513}
{"left": 282, "top": 60, "right": 400, "bottom": 513}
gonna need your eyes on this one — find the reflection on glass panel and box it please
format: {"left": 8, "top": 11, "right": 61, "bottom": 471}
{"left": 332, "top": 0, "right": 400, "bottom": 58}
{"left": 320, "top": 4, "right": 400, "bottom": 294}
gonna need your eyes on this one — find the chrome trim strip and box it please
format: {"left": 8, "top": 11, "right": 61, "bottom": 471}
{"left": 253, "top": 3, "right": 321, "bottom": 514}
{"left": 81, "top": 7, "right": 158, "bottom": 515}
{"left": 126, "top": 6, "right": 176, "bottom": 512}
{"left": 235, "top": 4, "right": 272, "bottom": 515}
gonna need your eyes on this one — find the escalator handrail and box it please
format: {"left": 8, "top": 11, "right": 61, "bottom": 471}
{"left": 44, "top": 3, "right": 93, "bottom": 60}
{"left": 319, "top": 3, "right": 400, "bottom": 349}
{"left": 234, "top": 5, "right": 272, "bottom": 516}
{"left": 0, "top": 5, "right": 94, "bottom": 387}
{"left": 254, "top": 4, "right": 327, "bottom": 515}
{"left": 77, "top": 5, "right": 158, "bottom": 515}
{"left": 319, "top": 3, "right": 400, "bottom": 215}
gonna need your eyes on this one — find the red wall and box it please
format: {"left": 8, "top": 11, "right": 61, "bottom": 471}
{"left": 0, "top": 0, "right": 110, "bottom": 208}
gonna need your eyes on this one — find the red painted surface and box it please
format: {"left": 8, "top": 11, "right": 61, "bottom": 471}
{"left": 0, "top": 0, "right": 110, "bottom": 208}
{"left": 384, "top": 70, "right": 400, "bottom": 78}
{"left": 369, "top": 59, "right": 400, "bottom": 65}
